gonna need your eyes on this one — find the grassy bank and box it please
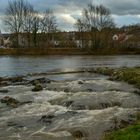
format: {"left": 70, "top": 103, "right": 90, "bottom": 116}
{"left": 0, "top": 47, "right": 140, "bottom": 55}
{"left": 100, "top": 67, "right": 140, "bottom": 140}
{"left": 93, "top": 67, "right": 140, "bottom": 89}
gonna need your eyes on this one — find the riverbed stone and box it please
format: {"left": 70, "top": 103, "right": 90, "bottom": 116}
{"left": 0, "top": 96, "right": 20, "bottom": 108}
{"left": 64, "top": 88, "right": 70, "bottom": 93}
{"left": 0, "top": 89, "right": 9, "bottom": 93}
{"left": 71, "top": 130, "right": 85, "bottom": 138}
{"left": 0, "top": 81, "right": 9, "bottom": 86}
{"left": 134, "top": 90, "right": 140, "bottom": 95}
{"left": 78, "top": 80, "right": 84, "bottom": 84}
{"left": 39, "top": 115, "right": 55, "bottom": 124}
{"left": 32, "top": 84, "right": 43, "bottom": 92}
{"left": 29, "top": 77, "right": 51, "bottom": 85}
{"left": 63, "top": 100, "right": 74, "bottom": 107}
{"left": 10, "top": 76, "right": 24, "bottom": 83}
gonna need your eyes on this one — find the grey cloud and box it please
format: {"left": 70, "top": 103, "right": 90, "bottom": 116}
{"left": 49, "top": 0, "right": 140, "bottom": 16}
{"left": 1, "top": 0, "right": 140, "bottom": 16}
{"left": 97, "top": 0, "right": 140, "bottom": 15}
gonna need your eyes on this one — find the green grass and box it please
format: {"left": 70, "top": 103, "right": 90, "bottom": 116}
{"left": 103, "top": 123, "right": 140, "bottom": 140}
{"left": 95, "top": 67, "right": 140, "bottom": 89}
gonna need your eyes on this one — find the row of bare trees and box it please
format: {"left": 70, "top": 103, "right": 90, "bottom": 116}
{"left": 4, "top": 0, "right": 115, "bottom": 48}
{"left": 4, "top": 0, "right": 57, "bottom": 47}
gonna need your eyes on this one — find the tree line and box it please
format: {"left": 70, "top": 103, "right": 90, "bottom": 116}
{"left": 4, "top": 0, "right": 115, "bottom": 48}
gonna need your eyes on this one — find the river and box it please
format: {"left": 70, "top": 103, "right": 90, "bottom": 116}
{"left": 0, "top": 55, "right": 140, "bottom": 77}
{"left": 0, "top": 55, "right": 140, "bottom": 140}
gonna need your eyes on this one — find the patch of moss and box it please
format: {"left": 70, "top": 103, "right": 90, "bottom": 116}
{"left": 112, "top": 68, "right": 140, "bottom": 89}
{"left": 103, "top": 123, "right": 140, "bottom": 140}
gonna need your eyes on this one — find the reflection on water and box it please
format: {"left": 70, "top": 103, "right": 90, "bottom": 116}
{"left": 0, "top": 55, "right": 140, "bottom": 77}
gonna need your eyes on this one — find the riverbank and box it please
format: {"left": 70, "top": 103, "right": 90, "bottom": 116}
{"left": 0, "top": 47, "right": 140, "bottom": 55}
{"left": 92, "top": 67, "right": 140, "bottom": 89}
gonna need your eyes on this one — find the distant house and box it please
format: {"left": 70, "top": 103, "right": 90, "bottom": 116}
{"left": 76, "top": 40, "right": 82, "bottom": 48}
{"left": 0, "top": 31, "right": 12, "bottom": 48}
{"left": 18, "top": 34, "right": 29, "bottom": 47}
{"left": 4, "top": 37, "right": 12, "bottom": 47}
{"left": 112, "top": 33, "right": 126, "bottom": 41}
{"left": 54, "top": 40, "right": 60, "bottom": 47}
{"left": 112, "top": 34, "right": 119, "bottom": 41}
{"left": 0, "top": 31, "right": 4, "bottom": 47}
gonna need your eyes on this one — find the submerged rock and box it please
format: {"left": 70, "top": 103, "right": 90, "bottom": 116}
{"left": 32, "top": 84, "right": 43, "bottom": 92}
{"left": 29, "top": 77, "right": 51, "bottom": 85}
{"left": 0, "top": 81, "right": 9, "bottom": 87}
{"left": 0, "top": 96, "right": 32, "bottom": 108}
{"left": 78, "top": 80, "right": 84, "bottom": 84}
{"left": 0, "top": 76, "right": 27, "bottom": 87}
{"left": 0, "top": 89, "right": 9, "bottom": 93}
{"left": 9, "top": 76, "right": 24, "bottom": 83}
{"left": 63, "top": 101, "right": 74, "bottom": 107}
{"left": 7, "top": 121, "right": 24, "bottom": 128}
{"left": 71, "top": 130, "right": 85, "bottom": 139}
{"left": 86, "top": 88, "right": 94, "bottom": 92}
{"left": 64, "top": 88, "right": 70, "bottom": 93}
{"left": 39, "top": 115, "right": 55, "bottom": 124}
{"left": 1, "top": 96, "right": 20, "bottom": 108}
{"left": 134, "top": 90, "right": 140, "bottom": 95}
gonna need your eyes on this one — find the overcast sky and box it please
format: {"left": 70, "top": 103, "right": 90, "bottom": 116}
{"left": 1, "top": 0, "right": 140, "bottom": 32}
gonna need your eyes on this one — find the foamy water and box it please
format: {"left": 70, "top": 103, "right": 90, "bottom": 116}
{"left": 0, "top": 77, "right": 140, "bottom": 140}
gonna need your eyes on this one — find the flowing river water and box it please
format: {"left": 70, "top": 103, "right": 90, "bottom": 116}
{"left": 0, "top": 55, "right": 140, "bottom": 77}
{"left": 0, "top": 55, "right": 140, "bottom": 140}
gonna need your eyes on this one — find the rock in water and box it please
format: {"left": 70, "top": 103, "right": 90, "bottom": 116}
{"left": 72, "top": 130, "right": 85, "bottom": 139}
{"left": 32, "top": 84, "right": 43, "bottom": 92}
{"left": 78, "top": 80, "right": 84, "bottom": 84}
{"left": 10, "top": 76, "right": 24, "bottom": 83}
{"left": 0, "top": 89, "right": 9, "bottom": 93}
{"left": 0, "top": 96, "right": 20, "bottom": 108}
{"left": 39, "top": 115, "right": 55, "bottom": 124}
{"left": 29, "top": 77, "right": 51, "bottom": 85}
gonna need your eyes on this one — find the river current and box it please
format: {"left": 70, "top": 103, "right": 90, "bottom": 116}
{"left": 0, "top": 55, "right": 140, "bottom": 140}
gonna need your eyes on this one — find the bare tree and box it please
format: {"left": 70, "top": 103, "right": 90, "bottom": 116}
{"left": 31, "top": 12, "right": 40, "bottom": 47}
{"left": 22, "top": 4, "right": 35, "bottom": 47}
{"left": 4, "top": 0, "right": 31, "bottom": 47}
{"left": 39, "top": 9, "right": 57, "bottom": 47}
{"left": 40, "top": 9, "right": 57, "bottom": 33}
{"left": 75, "top": 19, "right": 85, "bottom": 32}
{"left": 75, "top": 3, "right": 115, "bottom": 48}
{"left": 96, "top": 5, "right": 115, "bottom": 30}
{"left": 75, "top": 19, "right": 85, "bottom": 48}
